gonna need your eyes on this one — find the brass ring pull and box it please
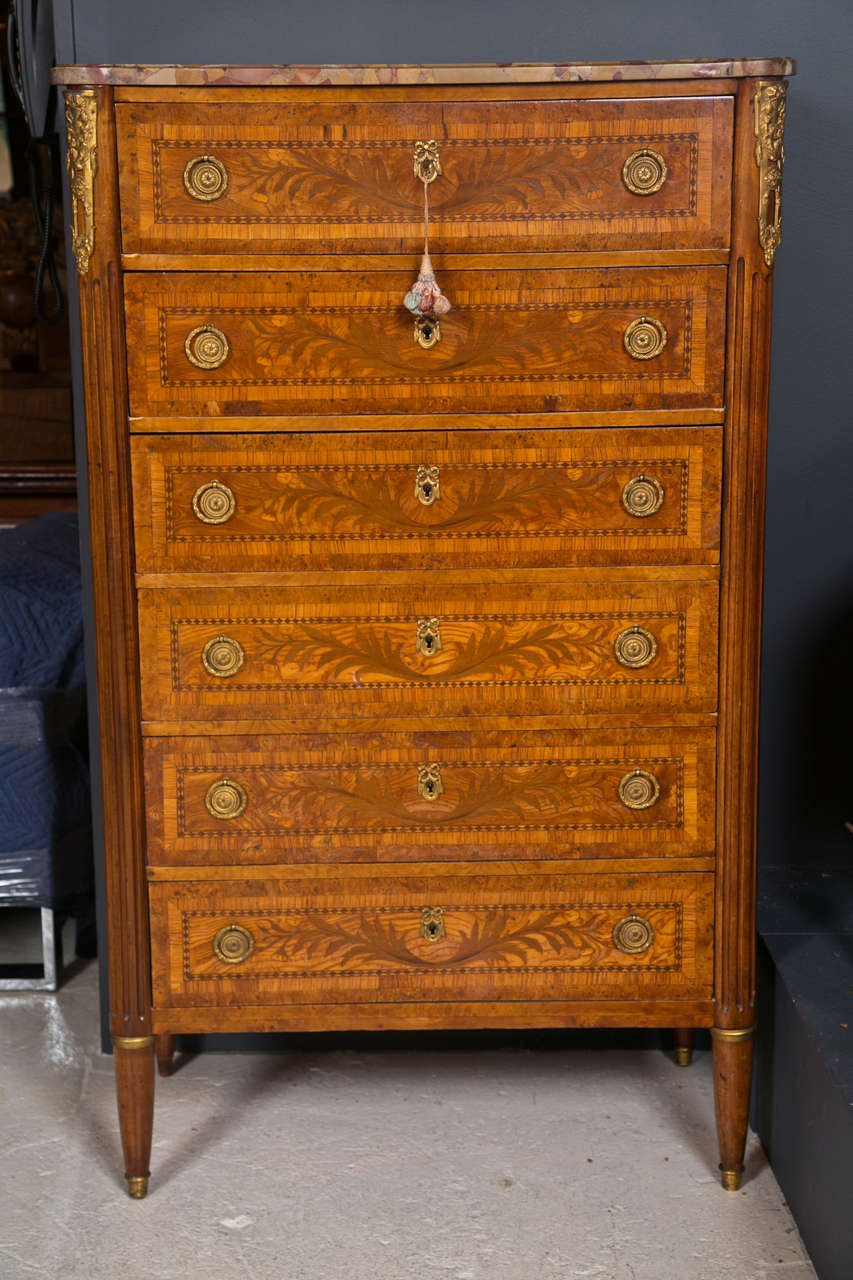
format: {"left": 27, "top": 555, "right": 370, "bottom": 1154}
{"left": 416, "top": 617, "right": 442, "bottom": 657}
{"left": 415, "top": 465, "right": 441, "bottom": 506}
{"left": 185, "top": 324, "right": 230, "bottom": 370}
{"left": 413, "top": 140, "right": 441, "bottom": 185}
{"left": 622, "top": 474, "right": 664, "bottom": 518}
{"left": 192, "top": 480, "right": 236, "bottom": 525}
{"left": 612, "top": 913, "right": 655, "bottom": 955}
{"left": 183, "top": 154, "right": 229, "bottom": 202}
{"left": 417, "top": 763, "right": 444, "bottom": 800}
{"left": 420, "top": 906, "right": 446, "bottom": 941}
{"left": 622, "top": 149, "right": 668, "bottom": 196}
{"left": 201, "top": 635, "right": 245, "bottom": 679}
{"left": 205, "top": 778, "right": 248, "bottom": 820}
{"left": 624, "top": 316, "right": 667, "bottom": 360}
{"left": 618, "top": 769, "right": 661, "bottom": 810}
{"left": 213, "top": 923, "right": 254, "bottom": 964}
{"left": 614, "top": 626, "right": 658, "bottom": 669}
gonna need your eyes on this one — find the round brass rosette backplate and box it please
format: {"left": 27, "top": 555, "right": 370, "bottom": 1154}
{"left": 205, "top": 778, "right": 249, "bottom": 820}
{"left": 617, "top": 769, "right": 661, "bottom": 810}
{"left": 612, "top": 913, "right": 655, "bottom": 955}
{"left": 213, "top": 923, "right": 255, "bottom": 964}
{"left": 201, "top": 635, "right": 245, "bottom": 679}
{"left": 185, "top": 324, "right": 230, "bottom": 370}
{"left": 621, "top": 474, "right": 665, "bottom": 518}
{"left": 192, "top": 480, "right": 236, "bottom": 525}
{"left": 614, "top": 625, "right": 658, "bottom": 669}
{"left": 622, "top": 148, "right": 668, "bottom": 196}
{"left": 623, "top": 316, "right": 668, "bottom": 360}
{"left": 183, "top": 154, "right": 229, "bottom": 201}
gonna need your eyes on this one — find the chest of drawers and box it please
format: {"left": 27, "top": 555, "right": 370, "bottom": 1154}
{"left": 56, "top": 58, "right": 793, "bottom": 1199}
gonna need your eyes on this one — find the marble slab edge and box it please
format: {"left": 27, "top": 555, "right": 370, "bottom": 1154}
{"left": 52, "top": 58, "right": 796, "bottom": 87}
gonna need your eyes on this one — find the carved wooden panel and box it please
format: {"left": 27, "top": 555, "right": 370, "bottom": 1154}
{"left": 137, "top": 577, "right": 719, "bottom": 723}
{"left": 149, "top": 871, "right": 715, "bottom": 1007}
{"left": 116, "top": 96, "right": 733, "bottom": 256}
{"left": 143, "top": 726, "right": 716, "bottom": 866}
{"left": 131, "top": 426, "right": 722, "bottom": 573}
{"left": 123, "top": 267, "right": 727, "bottom": 417}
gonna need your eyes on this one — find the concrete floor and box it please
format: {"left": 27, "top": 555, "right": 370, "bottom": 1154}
{"left": 0, "top": 912, "right": 817, "bottom": 1280}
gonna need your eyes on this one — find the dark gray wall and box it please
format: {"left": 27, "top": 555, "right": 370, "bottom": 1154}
{"left": 53, "top": 1, "right": 853, "bottom": 875}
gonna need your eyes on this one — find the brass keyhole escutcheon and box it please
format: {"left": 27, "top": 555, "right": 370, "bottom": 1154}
{"left": 201, "top": 635, "right": 245, "bottom": 679}
{"left": 617, "top": 769, "right": 661, "bottom": 810}
{"left": 413, "top": 140, "right": 442, "bottom": 184}
{"left": 415, "top": 465, "right": 441, "bottom": 506}
{"left": 623, "top": 316, "right": 667, "bottom": 361}
{"left": 185, "top": 323, "right": 230, "bottom": 370}
{"left": 204, "top": 778, "right": 248, "bottom": 820}
{"left": 416, "top": 617, "right": 442, "bottom": 657}
{"left": 614, "top": 625, "right": 658, "bottom": 669}
{"left": 213, "top": 923, "right": 255, "bottom": 964}
{"left": 612, "top": 913, "right": 655, "bottom": 955}
{"left": 414, "top": 316, "right": 441, "bottom": 349}
{"left": 622, "top": 474, "right": 664, "bottom": 518}
{"left": 420, "top": 906, "right": 446, "bottom": 942}
{"left": 192, "top": 480, "right": 236, "bottom": 525}
{"left": 622, "top": 148, "right": 668, "bottom": 196}
{"left": 417, "top": 763, "right": 444, "bottom": 801}
{"left": 183, "top": 154, "right": 229, "bottom": 201}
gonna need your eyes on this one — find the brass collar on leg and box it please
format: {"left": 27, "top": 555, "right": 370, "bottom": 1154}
{"left": 125, "top": 1174, "right": 150, "bottom": 1199}
{"left": 111, "top": 1034, "right": 156, "bottom": 1050}
{"left": 710, "top": 1025, "right": 756, "bottom": 1044}
{"left": 720, "top": 1167, "right": 744, "bottom": 1192}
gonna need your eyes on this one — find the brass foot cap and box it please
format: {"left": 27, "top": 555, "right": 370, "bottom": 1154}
{"left": 720, "top": 1167, "right": 743, "bottom": 1192}
{"left": 675, "top": 1047, "right": 693, "bottom": 1067}
{"left": 126, "top": 1174, "right": 150, "bottom": 1199}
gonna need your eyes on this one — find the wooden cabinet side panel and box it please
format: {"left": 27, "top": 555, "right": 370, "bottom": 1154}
{"left": 70, "top": 87, "right": 151, "bottom": 1036}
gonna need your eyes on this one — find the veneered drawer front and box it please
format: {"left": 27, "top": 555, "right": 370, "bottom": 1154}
{"left": 132, "top": 427, "right": 722, "bottom": 573}
{"left": 149, "top": 871, "right": 715, "bottom": 1007}
{"left": 117, "top": 96, "right": 733, "bottom": 256}
{"left": 137, "top": 578, "right": 718, "bottom": 723}
{"left": 124, "top": 267, "right": 726, "bottom": 418}
{"left": 144, "top": 727, "right": 716, "bottom": 866}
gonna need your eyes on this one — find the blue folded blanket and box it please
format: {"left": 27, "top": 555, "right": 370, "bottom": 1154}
{"left": 0, "top": 513, "right": 85, "bottom": 688}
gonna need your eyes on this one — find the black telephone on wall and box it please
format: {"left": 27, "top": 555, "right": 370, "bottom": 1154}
{"left": 6, "top": 0, "right": 63, "bottom": 321}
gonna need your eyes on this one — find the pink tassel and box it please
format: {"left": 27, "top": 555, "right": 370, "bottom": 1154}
{"left": 403, "top": 176, "right": 451, "bottom": 320}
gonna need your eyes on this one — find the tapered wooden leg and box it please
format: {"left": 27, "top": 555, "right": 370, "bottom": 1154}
{"left": 711, "top": 1025, "right": 755, "bottom": 1190}
{"left": 156, "top": 1033, "right": 175, "bottom": 1077}
{"left": 673, "top": 1028, "right": 695, "bottom": 1066}
{"left": 112, "top": 1035, "right": 156, "bottom": 1199}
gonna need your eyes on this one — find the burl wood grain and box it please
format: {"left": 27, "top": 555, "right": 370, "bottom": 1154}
{"left": 130, "top": 426, "right": 722, "bottom": 573}
{"left": 142, "top": 726, "right": 716, "bottom": 866}
{"left": 136, "top": 576, "right": 719, "bottom": 723}
{"left": 148, "top": 870, "right": 714, "bottom": 1008}
{"left": 123, "top": 266, "right": 727, "bottom": 417}
{"left": 116, "top": 96, "right": 732, "bottom": 257}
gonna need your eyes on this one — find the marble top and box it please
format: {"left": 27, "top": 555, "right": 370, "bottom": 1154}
{"left": 53, "top": 58, "right": 795, "bottom": 87}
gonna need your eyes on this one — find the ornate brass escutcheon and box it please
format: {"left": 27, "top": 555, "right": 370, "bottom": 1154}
{"left": 185, "top": 324, "right": 230, "bottom": 370}
{"left": 414, "top": 316, "right": 441, "bottom": 349}
{"left": 192, "top": 480, "right": 236, "bottom": 524}
{"left": 617, "top": 769, "right": 661, "bottom": 810}
{"left": 417, "top": 763, "right": 444, "bottom": 801}
{"left": 413, "top": 140, "right": 442, "bottom": 184}
{"left": 420, "top": 906, "right": 446, "bottom": 942}
{"left": 612, "top": 913, "right": 655, "bottom": 955}
{"left": 621, "top": 474, "right": 664, "bottom": 518}
{"left": 622, "top": 148, "right": 668, "bottom": 196}
{"left": 204, "top": 778, "right": 248, "bottom": 820}
{"left": 201, "top": 635, "right": 245, "bottom": 678}
{"left": 415, "top": 465, "right": 441, "bottom": 506}
{"left": 614, "top": 625, "right": 658, "bottom": 669}
{"left": 623, "top": 316, "right": 667, "bottom": 360}
{"left": 416, "top": 617, "right": 442, "bottom": 657}
{"left": 213, "top": 923, "right": 255, "bottom": 964}
{"left": 183, "top": 154, "right": 229, "bottom": 201}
